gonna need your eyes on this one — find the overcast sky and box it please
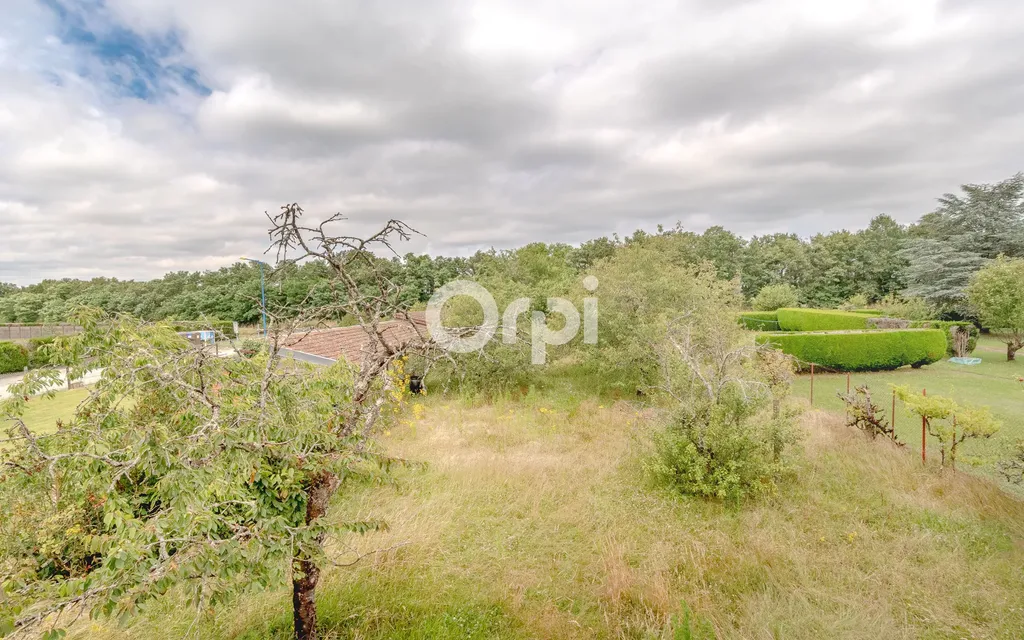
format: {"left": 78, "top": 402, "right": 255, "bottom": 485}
{"left": 2, "top": 0, "right": 1023, "bottom": 284}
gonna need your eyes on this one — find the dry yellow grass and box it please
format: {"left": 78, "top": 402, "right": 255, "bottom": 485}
{"left": 86, "top": 395, "right": 1024, "bottom": 639}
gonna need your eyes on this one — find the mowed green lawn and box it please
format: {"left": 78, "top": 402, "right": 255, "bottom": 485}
{"left": 6, "top": 387, "right": 91, "bottom": 435}
{"left": 790, "top": 336, "right": 1023, "bottom": 479}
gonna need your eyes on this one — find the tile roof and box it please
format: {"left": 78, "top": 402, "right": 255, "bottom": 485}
{"left": 282, "top": 312, "right": 428, "bottom": 364}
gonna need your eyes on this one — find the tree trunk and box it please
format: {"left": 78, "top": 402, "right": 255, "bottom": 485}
{"left": 292, "top": 471, "right": 338, "bottom": 640}
{"left": 1009, "top": 342, "right": 1019, "bottom": 362}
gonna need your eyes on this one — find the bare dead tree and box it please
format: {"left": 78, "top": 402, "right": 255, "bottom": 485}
{"left": 838, "top": 385, "right": 903, "bottom": 445}
{"left": 264, "top": 204, "right": 443, "bottom": 639}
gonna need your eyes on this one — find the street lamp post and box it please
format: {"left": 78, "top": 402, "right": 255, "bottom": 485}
{"left": 240, "top": 257, "right": 269, "bottom": 336}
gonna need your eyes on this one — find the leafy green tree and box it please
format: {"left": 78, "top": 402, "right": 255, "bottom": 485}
{"left": 901, "top": 239, "right": 988, "bottom": 315}
{"left": 966, "top": 256, "right": 1024, "bottom": 360}
{"left": 751, "top": 284, "right": 800, "bottom": 311}
{"left": 0, "top": 208, "right": 429, "bottom": 640}
{"left": 741, "top": 234, "right": 810, "bottom": 300}
{"left": 857, "top": 214, "right": 908, "bottom": 300}
{"left": 586, "top": 244, "right": 741, "bottom": 393}
{"left": 0, "top": 283, "right": 16, "bottom": 298}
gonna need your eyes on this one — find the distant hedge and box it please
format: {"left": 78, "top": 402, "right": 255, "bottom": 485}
{"left": 167, "top": 320, "right": 236, "bottom": 338}
{"left": 909, "top": 321, "right": 979, "bottom": 356}
{"left": 757, "top": 329, "right": 946, "bottom": 372}
{"left": 737, "top": 312, "right": 780, "bottom": 331}
{"left": 0, "top": 341, "right": 29, "bottom": 374}
{"left": 776, "top": 308, "right": 871, "bottom": 332}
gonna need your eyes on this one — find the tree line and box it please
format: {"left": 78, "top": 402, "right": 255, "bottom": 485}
{"left": 3, "top": 173, "right": 1023, "bottom": 324}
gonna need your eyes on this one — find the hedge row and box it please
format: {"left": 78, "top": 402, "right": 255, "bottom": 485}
{"left": 909, "top": 321, "right": 979, "bottom": 356}
{"left": 776, "top": 308, "right": 870, "bottom": 332}
{"left": 167, "top": 320, "right": 236, "bottom": 337}
{"left": 849, "top": 309, "right": 884, "bottom": 316}
{"left": 756, "top": 329, "right": 947, "bottom": 372}
{"left": 737, "top": 312, "right": 780, "bottom": 331}
{"left": 0, "top": 341, "right": 29, "bottom": 374}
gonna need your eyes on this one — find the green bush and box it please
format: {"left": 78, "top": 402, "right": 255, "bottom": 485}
{"left": 27, "top": 336, "right": 56, "bottom": 368}
{"left": 647, "top": 408, "right": 795, "bottom": 503}
{"left": 909, "top": 321, "right": 979, "bottom": 356}
{"left": 776, "top": 308, "right": 871, "bottom": 332}
{"left": 849, "top": 309, "right": 884, "bottom": 316}
{"left": 238, "top": 338, "right": 267, "bottom": 358}
{"left": 737, "top": 312, "right": 780, "bottom": 331}
{"left": 0, "top": 341, "right": 29, "bottom": 373}
{"left": 757, "top": 329, "right": 946, "bottom": 372}
{"left": 751, "top": 284, "right": 799, "bottom": 311}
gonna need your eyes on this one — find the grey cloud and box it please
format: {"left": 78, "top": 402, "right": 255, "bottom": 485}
{"left": 5, "top": 0, "right": 1024, "bottom": 284}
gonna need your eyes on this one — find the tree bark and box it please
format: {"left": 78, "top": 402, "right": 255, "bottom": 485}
{"left": 1009, "top": 342, "right": 1019, "bottom": 361}
{"left": 292, "top": 471, "right": 338, "bottom": 640}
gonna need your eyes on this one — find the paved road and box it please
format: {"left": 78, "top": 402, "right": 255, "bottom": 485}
{"left": 0, "top": 348, "right": 235, "bottom": 400}
{"left": 0, "top": 368, "right": 104, "bottom": 400}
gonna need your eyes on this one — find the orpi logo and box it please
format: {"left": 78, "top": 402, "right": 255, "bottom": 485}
{"left": 425, "top": 277, "right": 598, "bottom": 365}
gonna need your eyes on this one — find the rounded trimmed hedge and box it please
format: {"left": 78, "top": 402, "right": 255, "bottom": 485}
{"left": 0, "top": 341, "right": 29, "bottom": 374}
{"left": 737, "top": 312, "right": 780, "bottom": 331}
{"left": 776, "top": 308, "right": 871, "bottom": 332}
{"left": 756, "top": 329, "right": 947, "bottom": 372}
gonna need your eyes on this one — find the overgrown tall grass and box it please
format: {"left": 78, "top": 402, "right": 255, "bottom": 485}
{"left": 79, "top": 389, "right": 1024, "bottom": 639}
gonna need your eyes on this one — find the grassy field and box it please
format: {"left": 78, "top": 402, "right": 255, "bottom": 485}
{"left": 68, "top": 389, "right": 1024, "bottom": 640}
{"left": 789, "top": 336, "right": 1023, "bottom": 480}
{"left": 12, "top": 386, "right": 91, "bottom": 434}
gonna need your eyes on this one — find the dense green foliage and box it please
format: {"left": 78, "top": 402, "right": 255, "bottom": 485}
{"left": 967, "top": 256, "right": 1024, "bottom": 360}
{"left": 0, "top": 341, "right": 28, "bottom": 374}
{"left": 757, "top": 329, "right": 946, "bottom": 372}
{"left": 776, "top": 308, "right": 871, "bottom": 332}
{"left": 751, "top": 283, "right": 799, "bottom": 311}
{"left": 647, "top": 280, "right": 797, "bottom": 502}
{"left": 903, "top": 174, "right": 1024, "bottom": 314}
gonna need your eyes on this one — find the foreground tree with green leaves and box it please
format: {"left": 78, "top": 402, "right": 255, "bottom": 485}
{"left": 0, "top": 206, "right": 430, "bottom": 640}
{"left": 967, "top": 256, "right": 1024, "bottom": 361}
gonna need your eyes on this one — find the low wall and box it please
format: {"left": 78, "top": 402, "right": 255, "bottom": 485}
{"left": 0, "top": 324, "right": 82, "bottom": 342}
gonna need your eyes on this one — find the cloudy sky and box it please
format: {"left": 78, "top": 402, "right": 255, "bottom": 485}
{"left": 2, "top": 0, "right": 1023, "bottom": 284}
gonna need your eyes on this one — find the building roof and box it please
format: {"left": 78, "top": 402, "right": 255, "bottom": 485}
{"left": 281, "top": 312, "right": 428, "bottom": 364}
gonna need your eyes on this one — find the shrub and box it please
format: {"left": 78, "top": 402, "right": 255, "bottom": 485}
{"left": 27, "top": 336, "right": 56, "bottom": 368}
{"left": 908, "top": 321, "right": 979, "bottom": 356}
{"left": 776, "top": 308, "right": 870, "bottom": 332}
{"left": 737, "top": 311, "right": 779, "bottom": 331}
{"left": 839, "top": 293, "right": 870, "bottom": 311}
{"left": 849, "top": 309, "right": 884, "bottom": 316}
{"left": 648, "top": 410, "right": 794, "bottom": 503}
{"left": 648, "top": 312, "right": 798, "bottom": 503}
{"left": 874, "top": 295, "right": 936, "bottom": 321}
{"left": 751, "top": 284, "right": 799, "bottom": 311}
{"left": 757, "top": 329, "right": 946, "bottom": 372}
{"left": 0, "top": 341, "right": 28, "bottom": 373}
{"left": 238, "top": 338, "right": 266, "bottom": 358}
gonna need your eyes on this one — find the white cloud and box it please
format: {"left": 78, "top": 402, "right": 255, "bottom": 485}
{"left": 2, "top": 0, "right": 1024, "bottom": 284}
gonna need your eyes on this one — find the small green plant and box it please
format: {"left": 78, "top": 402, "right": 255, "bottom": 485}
{"left": 840, "top": 293, "right": 870, "bottom": 311}
{"left": 238, "top": 337, "right": 266, "bottom": 358}
{"left": 894, "top": 386, "right": 1001, "bottom": 470}
{"left": 0, "top": 341, "right": 28, "bottom": 374}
